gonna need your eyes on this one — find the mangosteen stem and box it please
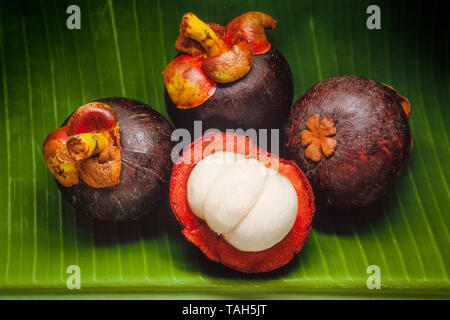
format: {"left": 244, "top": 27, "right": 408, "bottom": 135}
{"left": 180, "top": 12, "right": 227, "bottom": 57}
{"left": 67, "top": 132, "right": 110, "bottom": 161}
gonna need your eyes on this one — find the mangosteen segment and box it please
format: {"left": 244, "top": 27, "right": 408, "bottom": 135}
{"left": 170, "top": 133, "right": 315, "bottom": 273}
{"left": 225, "top": 172, "right": 298, "bottom": 252}
{"left": 43, "top": 102, "right": 121, "bottom": 188}
{"left": 189, "top": 153, "right": 268, "bottom": 236}
{"left": 187, "top": 151, "right": 298, "bottom": 252}
{"left": 164, "top": 11, "right": 278, "bottom": 109}
{"left": 187, "top": 151, "right": 247, "bottom": 221}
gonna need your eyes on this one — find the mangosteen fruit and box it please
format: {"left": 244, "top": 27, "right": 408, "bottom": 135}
{"left": 163, "top": 12, "right": 293, "bottom": 134}
{"left": 42, "top": 98, "right": 174, "bottom": 221}
{"left": 283, "top": 75, "right": 412, "bottom": 210}
{"left": 170, "top": 132, "right": 315, "bottom": 273}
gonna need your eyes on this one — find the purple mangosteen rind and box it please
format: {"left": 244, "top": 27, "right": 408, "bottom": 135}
{"left": 58, "top": 97, "right": 174, "bottom": 222}
{"left": 283, "top": 75, "right": 412, "bottom": 209}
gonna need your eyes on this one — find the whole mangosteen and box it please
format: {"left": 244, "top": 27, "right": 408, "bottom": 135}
{"left": 283, "top": 75, "right": 412, "bottom": 210}
{"left": 163, "top": 12, "right": 293, "bottom": 134}
{"left": 170, "top": 132, "right": 315, "bottom": 273}
{"left": 42, "top": 98, "right": 174, "bottom": 221}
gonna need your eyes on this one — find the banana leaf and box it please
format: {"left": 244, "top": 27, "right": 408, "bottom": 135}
{"left": 0, "top": 0, "right": 448, "bottom": 299}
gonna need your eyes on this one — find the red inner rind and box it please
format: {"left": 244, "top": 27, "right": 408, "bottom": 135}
{"left": 170, "top": 133, "right": 315, "bottom": 273}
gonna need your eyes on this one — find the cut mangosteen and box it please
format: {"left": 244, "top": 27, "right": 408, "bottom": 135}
{"left": 283, "top": 75, "right": 412, "bottom": 210}
{"left": 170, "top": 132, "right": 315, "bottom": 273}
{"left": 42, "top": 98, "right": 174, "bottom": 222}
{"left": 163, "top": 12, "right": 293, "bottom": 134}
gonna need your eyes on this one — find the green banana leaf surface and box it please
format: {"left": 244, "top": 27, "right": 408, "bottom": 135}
{"left": 0, "top": 0, "right": 448, "bottom": 299}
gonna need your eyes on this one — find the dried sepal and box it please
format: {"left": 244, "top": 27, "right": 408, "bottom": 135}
{"left": 75, "top": 126, "right": 122, "bottom": 188}
{"left": 163, "top": 55, "right": 217, "bottom": 109}
{"left": 206, "top": 22, "right": 226, "bottom": 39}
{"left": 202, "top": 42, "right": 253, "bottom": 83}
{"left": 165, "top": 11, "right": 277, "bottom": 108}
{"left": 43, "top": 103, "right": 122, "bottom": 188}
{"left": 66, "top": 102, "right": 117, "bottom": 135}
{"left": 382, "top": 83, "right": 411, "bottom": 119}
{"left": 180, "top": 12, "right": 254, "bottom": 84}
{"left": 175, "top": 35, "right": 206, "bottom": 57}
{"left": 42, "top": 127, "right": 79, "bottom": 187}
{"left": 225, "top": 12, "right": 277, "bottom": 55}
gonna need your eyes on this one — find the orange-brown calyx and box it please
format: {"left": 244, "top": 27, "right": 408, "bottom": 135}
{"left": 43, "top": 127, "right": 79, "bottom": 187}
{"left": 301, "top": 114, "right": 337, "bottom": 162}
{"left": 42, "top": 102, "right": 122, "bottom": 188}
{"left": 180, "top": 12, "right": 253, "bottom": 83}
{"left": 202, "top": 41, "right": 253, "bottom": 83}
{"left": 175, "top": 35, "right": 206, "bottom": 58}
{"left": 73, "top": 125, "right": 121, "bottom": 188}
{"left": 382, "top": 83, "right": 411, "bottom": 119}
{"left": 163, "top": 55, "right": 217, "bottom": 108}
{"left": 399, "top": 96, "right": 411, "bottom": 119}
{"left": 165, "top": 12, "right": 266, "bottom": 108}
{"left": 225, "top": 11, "right": 277, "bottom": 55}
{"left": 66, "top": 102, "right": 117, "bottom": 135}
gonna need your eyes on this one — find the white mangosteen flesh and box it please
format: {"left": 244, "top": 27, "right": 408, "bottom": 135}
{"left": 187, "top": 151, "right": 298, "bottom": 252}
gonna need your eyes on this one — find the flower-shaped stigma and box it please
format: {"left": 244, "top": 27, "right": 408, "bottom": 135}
{"left": 301, "top": 114, "right": 337, "bottom": 162}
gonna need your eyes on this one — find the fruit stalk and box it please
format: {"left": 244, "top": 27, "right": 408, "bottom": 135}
{"left": 67, "top": 132, "right": 110, "bottom": 161}
{"left": 180, "top": 12, "right": 227, "bottom": 57}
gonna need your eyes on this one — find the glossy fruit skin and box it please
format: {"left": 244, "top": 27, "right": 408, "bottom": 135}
{"left": 59, "top": 98, "right": 174, "bottom": 222}
{"left": 283, "top": 75, "right": 411, "bottom": 209}
{"left": 165, "top": 48, "right": 293, "bottom": 134}
{"left": 170, "top": 132, "right": 315, "bottom": 273}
